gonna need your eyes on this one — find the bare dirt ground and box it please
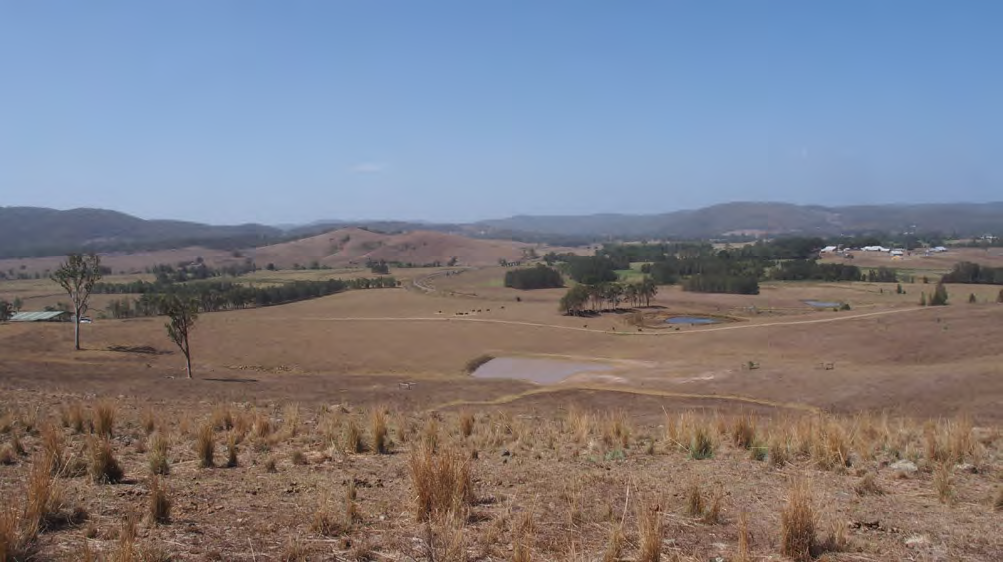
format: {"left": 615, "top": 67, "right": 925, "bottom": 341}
{"left": 2, "top": 264, "right": 1002, "bottom": 561}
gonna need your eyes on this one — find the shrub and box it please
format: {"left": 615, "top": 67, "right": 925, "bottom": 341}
{"left": 408, "top": 443, "right": 474, "bottom": 522}
{"left": 463, "top": 354, "right": 494, "bottom": 374}
{"left": 780, "top": 480, "right": 816, "bottom": 562}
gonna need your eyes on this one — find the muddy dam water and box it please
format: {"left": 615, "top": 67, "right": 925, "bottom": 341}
{"left": 471, "top": 356, "right": 615, "bottom": 384}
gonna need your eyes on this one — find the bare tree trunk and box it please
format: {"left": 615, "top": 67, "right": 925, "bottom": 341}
{"left": 73, "top": 310, "right": 80, "bottom": 351}
{"left": 185, "top": 352, "right": 192, "bottom": 379}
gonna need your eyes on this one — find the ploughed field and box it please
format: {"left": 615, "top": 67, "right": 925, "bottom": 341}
{"left": 2, "top": 262, "right": 1002, "bottom": 560}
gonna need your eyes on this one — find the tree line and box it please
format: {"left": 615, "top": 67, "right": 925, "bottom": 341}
{"left": 941, "top": 261, "right": 1003, "bottom": 285}
{"left": 504, "top": 264, "right": 564, "bottom": 290}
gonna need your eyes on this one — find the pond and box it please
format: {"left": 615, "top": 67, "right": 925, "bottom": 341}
{"left": 665, "top": 316, "right": 720, "bottom": 325}
{"left": 804, "top": 300, "right": 843, "bottom": 308}
{"left": 471, "top": 356, "right": 614, "bottom": 384}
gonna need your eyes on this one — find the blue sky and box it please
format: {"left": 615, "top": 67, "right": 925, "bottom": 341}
{"left": 1, "top": 1, "right": 1001, "bottom": 225}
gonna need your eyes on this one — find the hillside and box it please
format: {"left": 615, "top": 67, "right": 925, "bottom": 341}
{"left": 476, "top": 201, "right": 1003, "bottom": 239}
{"left": 0, "top": 207, "right": 280, "bottom": 258}
{"left": 250, "top": 227, "right": 530, "bottom": 268}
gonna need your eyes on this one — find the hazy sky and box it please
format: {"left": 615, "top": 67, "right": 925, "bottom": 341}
{"left": 2, "top": 2, "right": 1001, "bottom": 225}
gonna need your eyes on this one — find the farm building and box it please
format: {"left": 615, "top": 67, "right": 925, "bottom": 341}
{"left": 9, "top": 311, "right": 71, "bottom": 322}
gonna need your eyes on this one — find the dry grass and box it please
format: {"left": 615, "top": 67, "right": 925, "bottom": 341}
{"left": 569, "top": 407, "right": 592, "bottom": 443}
{"left": 90, "top": 437, "right": 124, "bottom": 484}
{"left": 732, "top": 415, "right": 756, "bottom": 449}
{"left": 195, "top": 423, "right": 215, "bottom": 468}
{"left": 855, "top": 473, "right": 885, "bottom": 496}
{"left": 94, "top": 401, "right": 116, "bottom": 438}
{"left": 685, "top": 482, "right": 704, "bottom": 517}
{"left": 140, "top": 408, "right": 156, "bottom": 435}
{"left": 148, "top": 476, "right": 171, "bottom": 524}
{"left": 993, "top": 488, "right": 1003, "bottom": 512}
{"left": 602, "top": 523, "right": 625, "bottom": 562}
{"left": 211, "top": 404, "right": 234, "bottom": 431}
{"left": 344, "top": 419, "right": 365, "bottom": 454}
{"left": 459, "top": 410, "right": 475, "bottom": 438}
{"left": 408, "top": 443, "right": 474, "bottom": 522}
{"left": 736, "top": 511, "right": 751, "bottom": 562}
{"left": 934, "top": 462, "right": 954, "bottom": 504}
{"left": 780, "top": 479, "right": 816, "bottom": 562}
{"left": 636, "top": 500, "right": 662, "bottom": 562}
{"left": 689, "top": 425, "right": 714, "bottom": 460}
{"left": 148, "top": 432, "right": 170, "bottom": 476}
{"left": 225, "top": 431, "right": 239, "bottom": 468}
{"left": 371, "top": 407, "right": 389, "bottom": 454}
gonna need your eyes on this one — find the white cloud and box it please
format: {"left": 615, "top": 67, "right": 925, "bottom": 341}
{"left": 351, "top": 162, "right": 387, "bottom": 174}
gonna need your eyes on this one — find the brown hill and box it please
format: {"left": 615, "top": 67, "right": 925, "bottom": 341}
{"left": 250, "top": 227, "right": 531, "bottom": 268}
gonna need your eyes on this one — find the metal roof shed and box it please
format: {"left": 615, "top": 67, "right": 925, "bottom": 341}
{"left": 10, "top": 311, "right": 71, "bottom": 322}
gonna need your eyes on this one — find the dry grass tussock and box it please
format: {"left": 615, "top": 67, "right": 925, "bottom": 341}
{"left": 408, "top": 442, "right": 474, "bottom": 522}
{"left": 780, "top": 479, "right": 817, "bottom": 562}
{"left": 636, "top": 499, "right": 662, "bottom": 562}
{"left": 195, "top": 423, "right": 215, "bottom": 468}
{"left": 90, "top": 437, "right": 124, "bottom": 484}
{"left": 94, "top": 401, "right": 116, "bottom": 438}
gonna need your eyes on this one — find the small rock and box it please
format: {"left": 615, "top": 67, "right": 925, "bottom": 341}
{"left": 890, "top": 459, "right": 918, "bottom": 473}
{"left": 501, "top": 450, "right": 511, "bottom": 457}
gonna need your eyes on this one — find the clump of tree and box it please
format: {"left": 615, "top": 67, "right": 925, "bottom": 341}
{"left": 930, "top": 281, "right": 949, "bottom": 306}
{"left": 866, "top": 267, "right": 898, "bottom": 283}
{"left": 0, "top": 299, "right": 12, "bottom": 322}
{"left": 771, "top": 261, "right": 862, "bottom": 282}
{"left": 559, "top": 278, "right": 657, "bottom": 315}
{"left": 368, "top": 260, "right": 390, "bottom": 275}
{"left": 683, "top": 274, "right": 760, "bottom": 295}
{"left": 101, "top": 277, "right": 398, "bottom": 319}
{"left": 51, "top": 253, "right": 103, "bottom": 350}
{"left": 941, "top": 262, "right": 1003, "bottom": 285}
{"left": 504, "top": 264, "right": 564, "bottom": 290}
{"left": 560, "top": 255, "right": 621, "bottom": 284}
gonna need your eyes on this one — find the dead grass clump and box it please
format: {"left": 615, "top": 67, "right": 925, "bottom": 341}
{"left": 211, "top": 405, "right": 233, "bottom": 432}
{"left": 195, "top": 424, "right": 215, "bottom": 468}
{"left": 422, "top": 417, "right": 440, "bottom": 451}
{"left": 148, "top": 476, "right": 171, "bottom": 524}
{"left": 947, "top": 416, "right": 974, "bottom": 464}
{"left": 344, "top": 419, "right": 365, "bottom": 454}
{"left": 813, "top": 421, "right": 850, "bottom": 471}
{"left": 602, "top": 410, "right": 631, "bottom": 450}
{"left": 736, "top": 511, "right": 751, "bottom": 562}
{"left": 854, "top": 473, "right": 885, "bottom": 496}
{"left": 602, "top": 523, "right": 625, "bottom": 562}
{"left": 225, "top": 432, "right": 239, "bottom": 468}
{"left": 459, "top": 410, "right": 475, "bottom": 438}
{"left": 702, "top": 488, "right": 723, "bottom": 525}
{"left": 90, "top": 438, "right": 124, "bottom": 484}
{"left": 283, "top": 403, "right": 301, "bottom": 438}
{"left": 372, "top": 408, "right": 389, "bottom": 454}
{"left": 67, "top": 403, "right": 86, "bottom": 434}
{"left": 732, "top": 415, "right": 756, "bottom": 449}
{"left": 149, "top": 432, "right": 170, "bottom": 476}
{"left": 0, "top": 412, "right": 13, "bottom": 434}
{"left": 264, "top": 457, "right": 278, "bottom": 473}
{"left": 140, "top": 408, "right": 156, "bottom": 435}
{"left": 993, "top": 488, "right": 1003, "bottom": 512}
{"left": 27, "top": 454, "right": 68, "bottom": 530}
{"left": 568, "top": 406, "right": 592, "bottom": 443}
{"left": 291, "top": 450, "right": 307, "bottom": 465}
{"left": 408, "top": 443, "right": 474, "bottom": 522}
{"left": 769, "top": 434, "right": 789, "bottom": 468}
{"left": 636, "top": 500, "right": 662, "bottom": 562}
{"left": 310, "top": 496, "right": 348, "bottom": 537}
{"left": 94, "top": 401, "right": 116, "bottom": 438}
{"left": 40, "top": 423, "right": 66, "bottom": 475}
{"left": 780, "top": 479, "right": 817, "bottom": 562}
{"left": 689, "top": 425, "right": 714, "bottom": 460}
{"left": 511, "top": 511, "right": 534, "bottom": 562}
{"left": 934, "top": 462, "right": 953, "bottom": 504}
{"left": 0, "top": 503, "right": 37, "bottom": 562}
{"left": 252, "top": 413, "right": 272, "bottom": 439}
{"left": 464, "top": 354, "right": 494, "bottom": 374}
{"left": 685, "top": 483, "right": 704, "bottom": 517}
{"left": 0, "top": 445, "right": 16, "bottom": 465}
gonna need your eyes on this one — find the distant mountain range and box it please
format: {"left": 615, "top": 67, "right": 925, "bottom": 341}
{"left": 2, "top": 202, "right": 1002, "bottom": 259}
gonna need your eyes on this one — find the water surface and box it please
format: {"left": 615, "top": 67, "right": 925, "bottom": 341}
{"left": 472, "top": 356, "right": 614, "bottom": 384}
{"left": 665, "top": 316, "right": 719, "bottom": 325}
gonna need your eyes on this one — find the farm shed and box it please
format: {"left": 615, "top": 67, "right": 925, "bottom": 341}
{"left": 9, "top": 311, "right": 71, "bottom": 322}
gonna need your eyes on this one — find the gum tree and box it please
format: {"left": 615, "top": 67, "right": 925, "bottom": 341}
{"left": 161, "top": 294, "right": 199, "bottom": 379}
{"left": 51, "top": 253, "right": 103, "bottom": 350}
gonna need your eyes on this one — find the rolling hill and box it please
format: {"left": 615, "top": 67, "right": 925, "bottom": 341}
{"left": 0, "top": 207, "right": 281, "bottom": 259}
{"left": 251, "top": 227, "right": 530, "bottom": 268}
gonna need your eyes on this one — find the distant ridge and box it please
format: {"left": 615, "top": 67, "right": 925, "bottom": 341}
{"left": 2, "top": 201, "right": 1002, "bottom": 259}
{"left": 0, "top": 207, "right": 280, "bottom": 259}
